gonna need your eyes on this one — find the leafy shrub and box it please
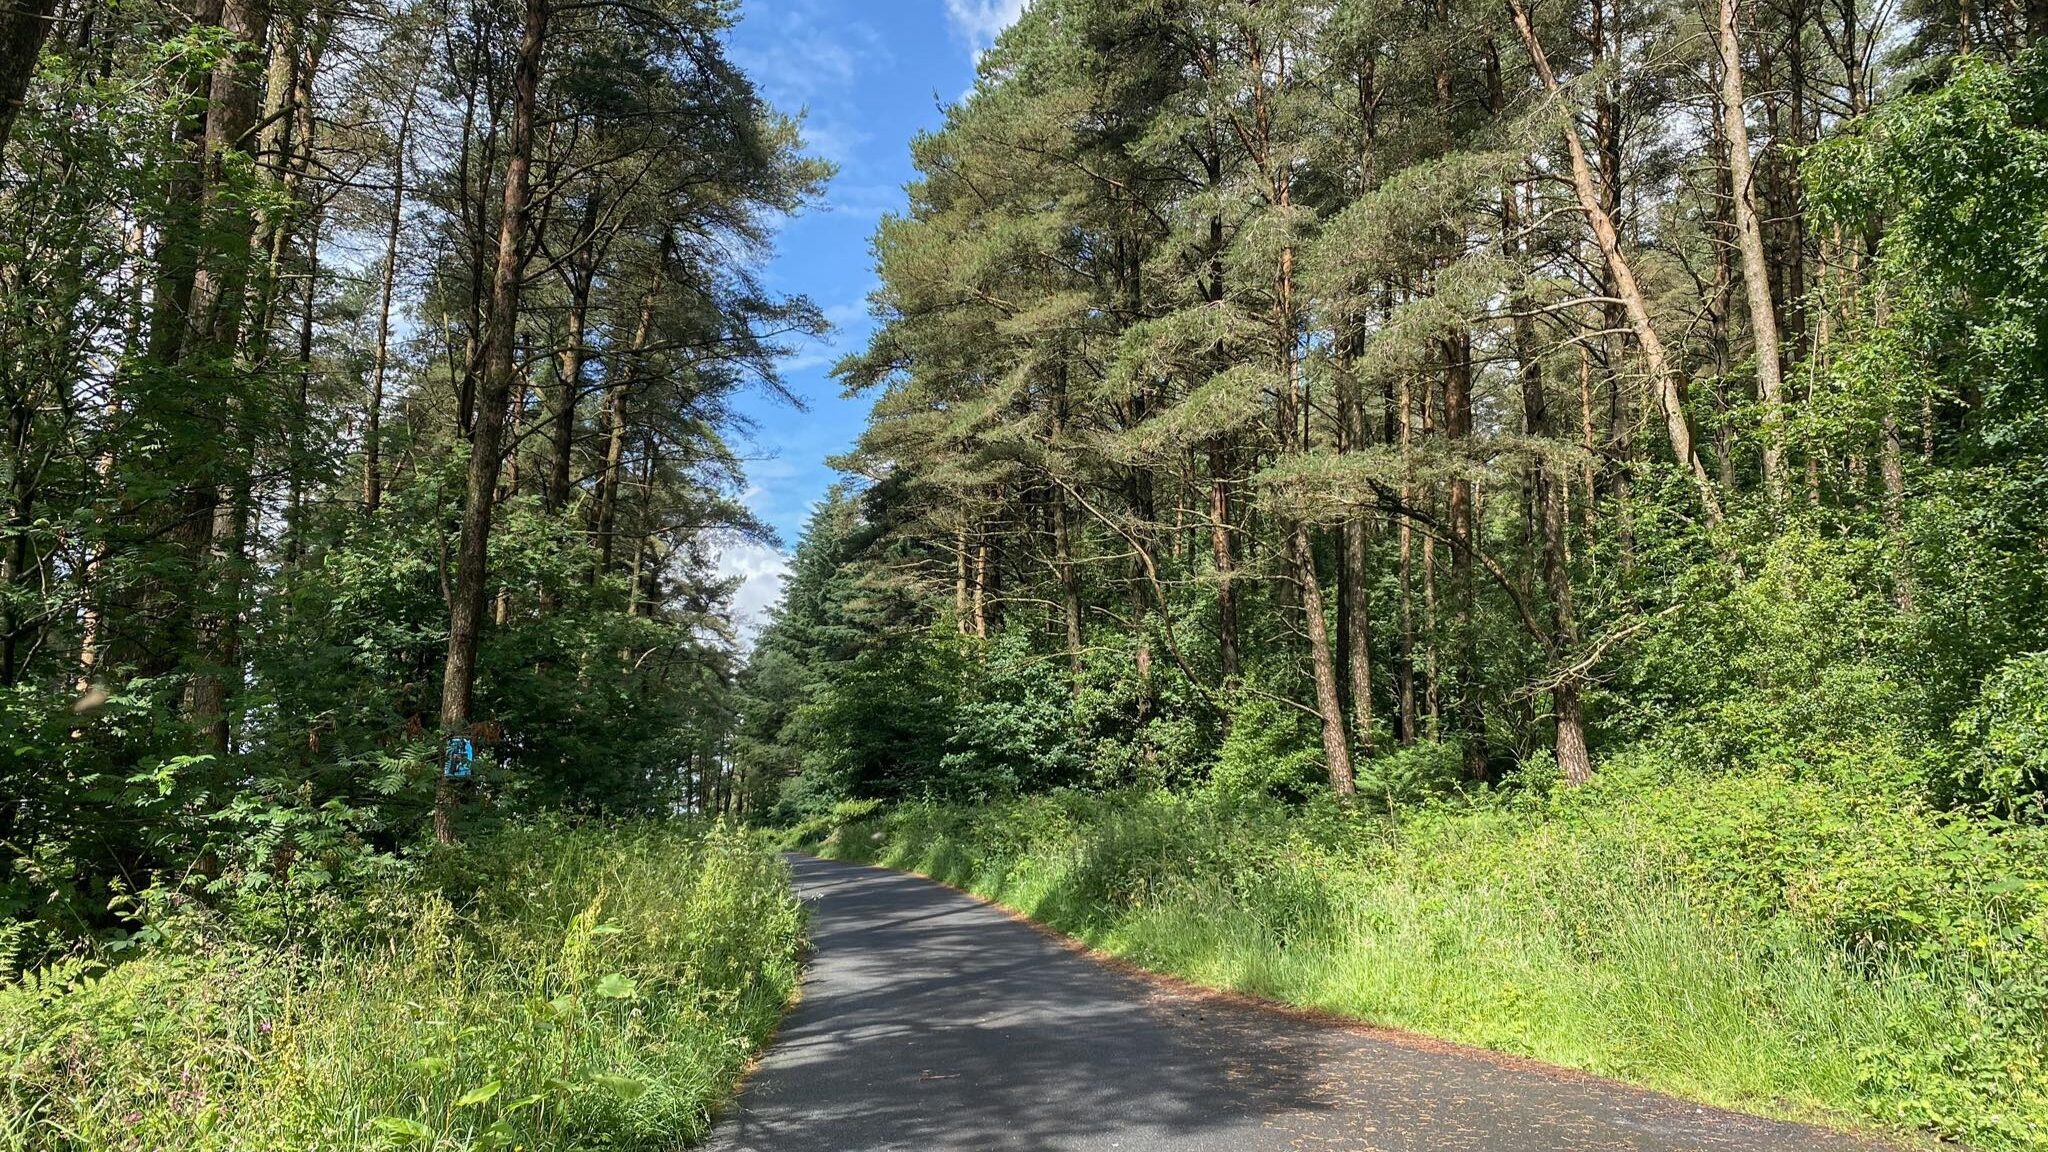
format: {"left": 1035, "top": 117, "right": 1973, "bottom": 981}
{"left": 1353, "top": 738, "right": 1468, "bottom": 809}
{"left": 1211, "top": 689, "right": 1324, "bottom": 800}
{"left": 1952, "top": 651, "right": 2048, "bottom": 815}
{"left": 0, "top": 820, "right": 802, "bottom": 1152}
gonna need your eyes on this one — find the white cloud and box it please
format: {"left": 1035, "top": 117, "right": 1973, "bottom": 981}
{"left": 732, "top": 0, "right": 885, "bottom": 106}
{"left": 780, "top": 288, "right": 877, "bottom": 373}
{"left": 715, "top": 537, "right": 790, "bottom": 645}
{"left": 944, "top": 0, "right": 1027, "bottom": 59}
{"left": 827, "top": 181, "right": 907, "bottom": 222}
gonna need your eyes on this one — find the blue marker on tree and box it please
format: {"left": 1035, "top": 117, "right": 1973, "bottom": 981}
{"left": 443, "top": 735, "right": 474, "bottom": 779}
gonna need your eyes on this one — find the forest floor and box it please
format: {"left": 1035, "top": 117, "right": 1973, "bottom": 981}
{"left": 708, "top": 854, "right": 1902, "bottom": 1152}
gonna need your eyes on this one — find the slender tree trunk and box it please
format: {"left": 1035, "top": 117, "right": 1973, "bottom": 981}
{"left": 1524, "top": 289, "right": 1593, "bottom": 785}
{"left": 1294, "top": 526, "right": 1354, "bottom": 794}
{"left": 183, "top": 0, "right": 272, "bottom": 752}
{"left": 1253, "top": 33, "right": 1353, "bottom": 794}
{"left": 0, "top": 399, "right": 31, "bottom": 685}
{"left": 0, "top": 0, "right": 55, "bottom": 161}
{"left": 1207, "top": 446, "right": 1240, "bottom": 692}
{"left": 438, "top": 0, "right": 548, "bottom": 843}
{"left": 548, "top": 231, "right": 597, "bottom": 512}
{"left": 594, "top": 266, "right": 660, "bottom": 576}
{"left": 1054, "top": 491, "right": 1083, "bottom": 682}
{"left": 1338, "top": 359, "right": 1374, "bottom": 758}
{"left": 1509, "top": 0, "right": 1725, "bottom": 527}
{"left": 1397, "top": 373, "right": 1418, "bottom": 744}
{"left": 1718, "top": 0, "right": 1787, "bottom": 500}
{"left": 1444, "top": 332, "right": 1487, "bottom": 779}
{"left": 971, "top": 525, "right": 991, "bottom": 639}
{"left": 366, "top": 84, "right": 416, "bottom": 513}
{"left": 953, "top": 527, "right": 970, "bottom": 633}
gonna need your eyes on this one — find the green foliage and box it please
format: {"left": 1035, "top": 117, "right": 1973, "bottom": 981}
{"left": 1621, "top": 529, "right": 1929, "bottom": 789}
{"left": 1211, "top": 689, "right": 1324, "bottom": 801}
{"left": 940, "top": 632, "right": 1091, "bottom": 796}
{"left": 0, "top": 820, "right": 802, "bottom": 1151}
{"left": 1953, "top": 651, "right": 2048, "bottom": 815}
{"left": 790, "top": 628, "right": 970, "bottom": 804}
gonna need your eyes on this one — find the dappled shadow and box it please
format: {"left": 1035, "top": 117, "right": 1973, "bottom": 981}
{"left": 705, "top": 856, "right": 1896, "bottom": 1152}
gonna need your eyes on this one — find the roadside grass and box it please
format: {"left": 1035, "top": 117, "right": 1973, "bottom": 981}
{"left": 1, "top": 820, "right": 802, "bottom": 1152}
{"left": 802, "top": 777, "right": 2048, "bottom": 1151}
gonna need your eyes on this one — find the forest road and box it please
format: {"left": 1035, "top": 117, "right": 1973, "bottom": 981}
{"left": 706, "top": 853, "right": 1898, "bottom": 1152}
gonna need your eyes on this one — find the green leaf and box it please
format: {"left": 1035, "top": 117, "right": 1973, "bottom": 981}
{"left": 591, "top": 1072, "right": 650, "bottom": 1101}
{"left": 369, "top": 1116, "right": 434, "bottom": 1142}
{"left": 593, "top": 973, "right": 638, "bottom": 1000}
{"left": 454, "top": 1080, "right": 503, "bottom": 1108}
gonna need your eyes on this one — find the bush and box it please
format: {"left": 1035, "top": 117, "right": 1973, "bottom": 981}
{"left": 1953, "top": 650, "right": 2048, "bottom": 815}
{"left": 1, "top": 820, "right": 802, "bottom": 1152}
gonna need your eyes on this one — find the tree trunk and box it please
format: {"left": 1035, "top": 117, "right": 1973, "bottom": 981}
{"left": 548, "top": 224, "right": 598, "bottom": 512}
{"left": 1397, "top": 374, "right": 1418, "bottom": 744}
{"left": 1509, "top": 0, "right": 1724, "bottom": 527}
{"left": 1338, "top": 366, "right": 1374, "bottom": 757}
{"left": 183, "top": 0, "right": 272, "bottom": 752}
{"left": 1444, "top": 332, "right": 1487, "bottom": 779}
{"left": 1718, "top": 0, "right": 1787, "bottom": 500}
{"left": 0, "top": 0, "right": 55, "bottom": 161}
{"left": 1555, "top": 678, "right": 1592, "bottom": 785}
{"left": 953, "top": 528, "right": 970, "bottom": 633}
{"left": 365, "top": 83, "right": 416, "bottom": 513}
{"left": 1207, "top": 446, "right": 1240, "bottom": 692}
{"left": 594, "top": 267, "right": 661, "bottom": 577}
{"left": 1295, "top": 526, "right": 1356, "bottom": 795}
{"left": 438, "top": 0, "right": 548, "bottom": 843}
{"left": 1054, "top": 491, "right": 1083, "bottom": 682}
{"left": 971, "top": 526, "right": 991, "bottom": 639}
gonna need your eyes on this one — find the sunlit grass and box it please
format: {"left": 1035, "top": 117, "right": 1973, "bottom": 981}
{"left": 812, "top": 786, "right": 2048, "bottom": 1150}
{"left": 2, "top": 820, "right": 803, "bottom": 1152}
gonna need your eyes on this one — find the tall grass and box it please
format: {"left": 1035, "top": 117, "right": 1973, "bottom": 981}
{"left": 807, "top": 780, "right": 2048, "bottom": 1150}
{"left": 2, "top": 820, "right": 803, "bottom": 1151}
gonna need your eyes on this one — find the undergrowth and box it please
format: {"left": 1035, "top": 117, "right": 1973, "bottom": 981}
{"left": 803, "top": 775, "right": 2048, "bottom": 1150}
{"left": 1, "top": 820, "right": 802, "bottom": 1151}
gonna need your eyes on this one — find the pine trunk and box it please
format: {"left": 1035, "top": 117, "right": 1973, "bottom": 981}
{"left": 438, "top": 0, "right": 548, "bottom": 843}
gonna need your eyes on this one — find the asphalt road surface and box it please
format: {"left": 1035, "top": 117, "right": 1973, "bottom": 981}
{"left": 706, "top": 853, "right": 1895, "bottom": 1152}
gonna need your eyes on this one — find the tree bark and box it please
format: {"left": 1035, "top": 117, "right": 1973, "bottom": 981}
{"left": 1444, "top": 332, "right": 1487, "bottom": 779}
{"left": 1508, "top": 0, "right": 1725, "bottom": 527}
{"left": 0, "top": 0, "right": 55, "bottom": 163}
{"left": 1054, "top": 490, "right": 1083, "bottom": 682}
{"left": 365, "top": 83, "right": 416, "bottom": 513}
{"left": 1718, "top": 0, "right": 1787, "bottom": 500}
{"left": 438, "top": 0, "right": 548, "bottom": 843}
{"left": 1338, "top": 358, "right": 1374, "bottom": 758}
{"left": 548, "top": 203, "right": 600, "bottom": 513}
{"left": 1295, "top": 526, "right": 1355, "bottom": 795}
{"left": 1207, "top": 447, "right": 1240, "bottom": 692}
{"left": 594, "top": 266, "right": 660, "bottom": 577}
{"left": 1397, "top": 373, "right": 1418, "bottom": 744}
{"left": 183, "top": 0, "right": 272, "bottom": 753}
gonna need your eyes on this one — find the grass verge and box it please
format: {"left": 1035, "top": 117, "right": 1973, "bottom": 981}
{"left": 801, "top": 779, "right": 2047, "bottom": 1151}
{"left": 2, "top": 819, "right": 802, "bottom": 1151}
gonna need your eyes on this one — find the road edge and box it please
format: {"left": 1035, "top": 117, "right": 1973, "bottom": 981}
{"left": 789, "top": 848, "right": 1938, "bottom": 1152}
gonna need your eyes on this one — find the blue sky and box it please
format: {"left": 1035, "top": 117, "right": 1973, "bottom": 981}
{"left": 717, "top": 0, "right": 1026, "bottom": 632}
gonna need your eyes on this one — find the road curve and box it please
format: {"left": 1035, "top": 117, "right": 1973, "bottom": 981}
{"left": 707, "top": 853, "right": 1894, "bottom": 1152}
